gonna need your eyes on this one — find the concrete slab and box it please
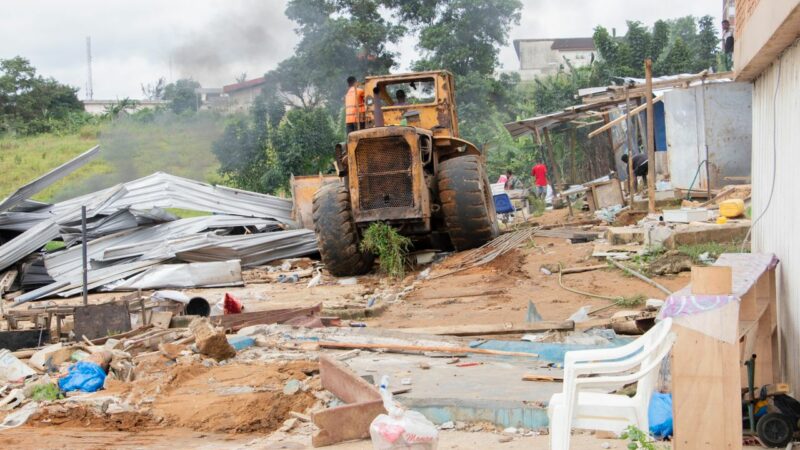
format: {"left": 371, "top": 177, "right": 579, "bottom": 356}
{"left": 341, "top": 352, "right": 562, "bottom": 430}
{"left": 665, "top": 220, "right": 751, "bottom": 248}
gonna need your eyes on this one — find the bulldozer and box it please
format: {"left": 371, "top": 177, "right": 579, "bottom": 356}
{"left": 312, "top": 70, "right": 499, "bottom": 276}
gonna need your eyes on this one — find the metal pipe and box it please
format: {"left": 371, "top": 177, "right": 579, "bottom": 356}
{"left": 81, "top": 205, "right": 88, "bottom": 306}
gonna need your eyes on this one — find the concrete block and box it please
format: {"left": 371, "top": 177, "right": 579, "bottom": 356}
{"left": 606, "top": 226, "right": 645, "bottom": 245}
{"left": 664, "top": 221, "right": 751, "bottom": 249}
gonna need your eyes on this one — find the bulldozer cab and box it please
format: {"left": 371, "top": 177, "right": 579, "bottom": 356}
{"left": 364, "top": 71, "right": 459, "bottom": 139}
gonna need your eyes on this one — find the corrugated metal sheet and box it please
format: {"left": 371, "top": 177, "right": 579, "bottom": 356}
{"left": 751, "top": 38, "right": 800, "bottom": 392}
{"left": 664, "top": 82, "right": 753, "bottom": 191}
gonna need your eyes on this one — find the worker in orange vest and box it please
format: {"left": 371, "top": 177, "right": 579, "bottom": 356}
{"left": 345, "top": 76, "right": 366, "bottom": 134}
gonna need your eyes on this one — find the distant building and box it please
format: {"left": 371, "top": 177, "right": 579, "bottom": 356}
{"left": 223, "top": 77, "right": 267, "bottom": 112}
{"left": 194, "top": 87, "right": 225, "bottom": 111}
{"left": 513, "top": 38, "right": 596, "bottom": 80}
{"left": 83, "top": 99, "right": 168, "bottom": 116}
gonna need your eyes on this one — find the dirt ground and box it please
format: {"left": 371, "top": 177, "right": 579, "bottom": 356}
{"left": 0, "top": 209, "right": 706, "bottom": 448}
{"left": 369, "top": 215, "right": 688, "bottom": 329}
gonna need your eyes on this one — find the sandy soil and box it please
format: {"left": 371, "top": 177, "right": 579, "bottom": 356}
{"left": 29, "top": 359, "right": 318, "bottom": 434}
{"left": 368, "top": 217, "right": 688, "bottom": 329}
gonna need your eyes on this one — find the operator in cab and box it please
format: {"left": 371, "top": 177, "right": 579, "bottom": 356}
{"left": 345, "top": 76, "right": 366, "bottom": 134}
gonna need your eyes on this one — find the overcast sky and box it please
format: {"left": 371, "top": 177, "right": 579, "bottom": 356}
{"left": 0, "top": 0, "right": 721, "bottom": 99}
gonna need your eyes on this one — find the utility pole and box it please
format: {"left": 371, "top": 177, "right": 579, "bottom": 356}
{"left": 85, "top": 36, "right": 94, "bottom": 100}
{"left": 644, "top": 58, "right": 656, "bottom": 213}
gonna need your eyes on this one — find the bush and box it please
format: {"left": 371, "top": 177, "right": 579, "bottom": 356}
{"left": 359, "top": 223, "right": 411, "bottom": 278}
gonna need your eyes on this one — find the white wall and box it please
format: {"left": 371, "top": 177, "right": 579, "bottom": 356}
{"left": 751, "top": 38, "right": 800, "bottom": 391}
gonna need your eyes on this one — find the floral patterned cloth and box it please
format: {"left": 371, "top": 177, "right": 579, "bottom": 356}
{"left": 658, "top": 253, "right": 778, "bottom": 319}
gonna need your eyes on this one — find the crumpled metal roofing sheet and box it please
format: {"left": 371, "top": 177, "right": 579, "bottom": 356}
{"left": 174, "top": 229, "right": 318, "bottom": 267}
{"left": 107, "top": 260, "right": 243, "bottom": 290}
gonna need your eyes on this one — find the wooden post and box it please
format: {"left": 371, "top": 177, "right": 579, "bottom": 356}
{"left": 542, "top": 127, "right": 562, "bottom": 201}
{"left": 569, "top": 127, "right": 577, "bottom": 184}
{"left": 624, "top": 89, "right": 635, "bottom": 206}
{"left": 644, "top": 58, "right": 657, "bottom": 213}
{"left": 603, "top": 113, "right": 617, "bottom": 175}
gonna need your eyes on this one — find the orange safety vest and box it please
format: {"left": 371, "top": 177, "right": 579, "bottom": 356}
{"left": 345, "top": 86, "right": 366, "bottom": 124}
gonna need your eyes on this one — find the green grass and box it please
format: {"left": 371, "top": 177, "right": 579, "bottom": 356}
{"left": 44, "top": 241, "right": 66, "bottom": 252}
{"left": 0, "top": 112, "right": 226, "bottom": 204}
{"left": 0, "top": 127, "right": 110, "bottom": 202}
{"left": 617, "top": 294, "right": 647, "bottom": 307}
{"left": 164, "top": 208, "right": 213, "bottom": 219}
{"left": 677, "top": 242, "right": 749, "bottom": 263}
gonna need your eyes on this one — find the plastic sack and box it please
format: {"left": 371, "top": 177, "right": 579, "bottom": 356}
{"left": 648, "top": 392, "right": 673, "bottom": 439}
{"left": 370, "top": 376, "right": 438, "bottom": 450}
{"left": 58, "top": 361, "right": 106, "bottom": 393}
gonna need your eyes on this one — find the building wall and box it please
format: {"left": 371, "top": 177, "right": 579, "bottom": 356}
{"left": 751, "top": 38, "right": 800, "bottom": 391}
{"left": 226, "top": 87, "right": 263, "bottom": 112}
{"left": 517, "top": 41, "right": 595, "bottom": 80}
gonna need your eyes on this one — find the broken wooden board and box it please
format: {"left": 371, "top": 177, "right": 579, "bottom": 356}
{"left": 396, "top": 320, "right": 574, "bottom": 337}
{"left": 522, "top": 374, "right": 563, "bottom": 382}
{"left": 73, "top": 302, "right": 132, "bottom": 340}
{"left": 211, "top": 303, "right": 322, "bottom": 331}
{"left": 312, "top": 354, "right": 385, "bottom": 447}
{"left": 150, "top": 311, "right": 173, "bottom": 329}
{"left": 575, "top": 310, "right": 658, "bottom": 331}
{"left": 592, "top": 242, "right": 645, "bottom": 258}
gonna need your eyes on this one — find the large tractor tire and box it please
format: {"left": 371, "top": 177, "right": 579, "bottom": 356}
{"left": 437, "top": 155, "right": 499, "bottom": 251}
{"left": 312, "top": 182, "right": 374, "bottom": 277}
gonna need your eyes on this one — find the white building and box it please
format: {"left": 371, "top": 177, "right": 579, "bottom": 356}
{"left": 513, "top": 38, "right": 596, "bottom": 80}
{"left": 735, "top": 0, "right": 800, "bottom": 392}
{"left": 83, "top": 99, "right": 168, "bottom": 116}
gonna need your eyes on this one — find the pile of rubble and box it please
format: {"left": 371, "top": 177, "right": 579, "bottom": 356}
{"left": 0, "top": 147, "right": 318, "bottom": 304}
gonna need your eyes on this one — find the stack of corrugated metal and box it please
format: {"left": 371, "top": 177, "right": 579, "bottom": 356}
{"left": 0, "top": 147, "right": 318, "bottom": 304}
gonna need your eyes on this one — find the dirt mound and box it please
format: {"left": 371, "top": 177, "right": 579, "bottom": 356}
{"left": 30, "top": 360, "right": 319, "bottom": 435}
{"left": 30, "top": 405, "right": 158, "bottom": 431}
{"left": 152, "top": 361, "right": 317, "bottom": 433}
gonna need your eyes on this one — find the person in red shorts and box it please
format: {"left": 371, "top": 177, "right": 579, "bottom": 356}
{"left": 531, "top": 161, "right": 548, "bottom": 199}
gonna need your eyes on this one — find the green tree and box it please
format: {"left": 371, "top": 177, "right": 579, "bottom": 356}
{"left": 271, "top": 0, "right": 405, "bottom": 112}
{"left": 0, "top": 56, "right": 84, "bottom": 135}
{"left": 264, "top": 107, "right": 339, "bottom": 192}
{"left": 625, "top": 21, "right": 651, "bottom": 73}
{"left": 163, "top": 78, "right": 201, "bottom": 114}
{"left": 654, "top": 37, "right": 693, "bottom": 74}
{"left": 696, "top": 15, "right": 719, "bottom": 71}
{"left": 650, "top": 20, "right": 670, "bottom": 65}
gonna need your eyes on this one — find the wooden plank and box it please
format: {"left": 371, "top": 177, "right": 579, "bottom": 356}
{"left": 312, "top": 354, "right": 384, "bottom": 447}
{"left": 522, "top": 374, "right": 563, "bottom": 382}
{"left": 397, "top": 320, "right": 574, "bottom": 337}
{"left": 311, "top": 400, "right": 385, "bottom": 447}
{"left": 587, "top": 96, "right": 664, "bottom": 138}
{"left": 690, "top": 266, "right": 732, "bottom": 296}
{"left": 672, "top": 324, "right": 742, "bottom": 450}
{"left": 318, "top": 354, "right": 380, "bottom": 404}
{"left": 318, "top": 341, "right": 539, "bottom": 358}
{"left": 644, "top": 58, "right": 656, "bottom": 213}
{"left": 150, "top": 311, "right": 173, "bottom": 329}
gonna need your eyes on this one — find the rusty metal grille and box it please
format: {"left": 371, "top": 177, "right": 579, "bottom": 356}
{"left": 355, "top": 136, "right": 413, "bottom": 210}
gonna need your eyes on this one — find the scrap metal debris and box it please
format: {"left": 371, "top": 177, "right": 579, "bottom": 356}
{"left": 0, "top": 167, "right": 318, "bottom": 303}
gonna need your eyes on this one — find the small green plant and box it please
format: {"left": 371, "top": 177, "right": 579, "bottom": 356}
{"left": 360, "top": 222, "right": 411, "bottom": 278}
{"left": 30, "top": 383, "right": 62, "bottom": 401}
{"left": 527, "top": 195, "right": 546, "bottom": 216}
{"left": 677, "top": 242, "right": 748, "bottom": 263}
{"left": 620, "top": 425, "right": 665, "bottom": 450}
{"left": 617, "top": 294, "right": 647, "bottom": 307}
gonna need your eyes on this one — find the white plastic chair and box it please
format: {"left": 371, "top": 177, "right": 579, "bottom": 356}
{"left": 548, "top": 318, "right": 675, "bottom": 450}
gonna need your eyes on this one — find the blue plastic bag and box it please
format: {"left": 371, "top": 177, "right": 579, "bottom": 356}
{"left": 58, "top": 361, "right": 106, "bottom": 393}
{"left": 648, "top": 392, "right": 673, "bottom": 439}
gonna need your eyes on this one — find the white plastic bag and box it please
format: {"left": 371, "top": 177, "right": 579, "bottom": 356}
{"left": 369, "top": 376, "right": 438, "bottom": 450}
